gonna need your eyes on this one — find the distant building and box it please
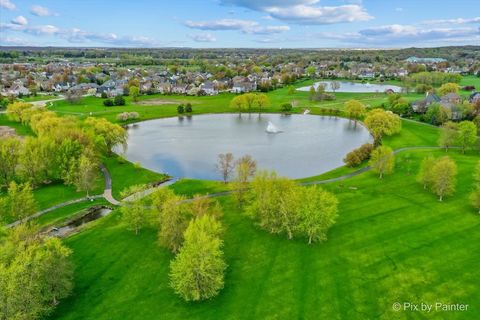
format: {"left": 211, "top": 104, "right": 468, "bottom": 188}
{"left": 231, "top": 81, "right": 256, "bottom": 93}
{"left": 405, "top": 56, "right": 447, "bottom": 64}
{"left": 412, "top": 92, "right": 440, "bottom": 113}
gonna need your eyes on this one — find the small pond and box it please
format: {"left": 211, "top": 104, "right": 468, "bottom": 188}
{"left": 297, "top": 81, "right": 402, "bottom": 93}
{"left": 119, "top": 114, "right": 372, "bottom": 180}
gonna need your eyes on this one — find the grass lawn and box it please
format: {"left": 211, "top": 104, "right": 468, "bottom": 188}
{"left": 34, "top": 198, "right": 110, "bottom": 228}
{"left": 21, "top": 94, "right": 59, "bottom": 102}
{"left": 0, "top": 114, "right": 34, "bottom": 136}
{"left": 103, "top": 155, "right": 167, "bottom": 200}
{"left": 50, "top": 148, "right": 480, "bottom": 320}
{"left": 460, "top": 75, "right": 480, "bottom": 91}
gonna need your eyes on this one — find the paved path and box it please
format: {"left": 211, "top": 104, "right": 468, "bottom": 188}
{"left": 6, "top": 146, "right": 452, "bottom": 228}
{"left": 100, "top": 164, "right": 120, "bottom": 205}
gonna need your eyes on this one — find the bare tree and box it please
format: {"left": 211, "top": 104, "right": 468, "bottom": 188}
{"left": 216, "top": 153, "right": 235, "bottom": 183}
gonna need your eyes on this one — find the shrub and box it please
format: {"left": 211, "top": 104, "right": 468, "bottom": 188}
{"left": 117, "top": 112, "right": 140, "bottom": 122}
{"left": 185, "top": 103, "right": 193, "bottom": 113}
{"left": 114, "top": 95, "right": 126, "bottom": 106}
{"left": 343, "top": 143, "right": 374, "bottom": 167}
{"left": 101, "top": 92, "right": 108, "bottom": 99}
{"left": 103, "top": 99, "right": 114, "bottom": 107}
{"left": 177, "top": 104, "right": 185, "bottom": 114}
{"left": 281, "top": 103, "right": 293, "bottom": 112}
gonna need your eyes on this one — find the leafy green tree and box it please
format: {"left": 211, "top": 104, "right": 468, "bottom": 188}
{"left": 18, "top": 136, "right": 52, "bottom": 186}
{"left": 438, "top": 83, "right": 460, "bottom": 96}
{"left": 431, "top": 156, "right": 457, "bottom": 201}
{"left": 364, "top": 109, "right": 402, "bottom": 145}
{"left": 1, "top": 181, "right": 37, "bottom": 221}
{"left": 129, "top": 85, "right": 140, "bottom": 102}
{"left": 417, "top": 155, "right": 436, "bottom": 189}
{"left": 230, "top": 95, "right": 246, "bottom": 114}
{"left": 330, "top": 81, "right": 340, "bottom": 93}
{"left": 85, "top": 117, "right": 127, "bottom": 155}
{"left": 169, "top": 215, "right": 226, "bottom": 301}
{"left": 154, "top": 189, "right": 189, "bottom": 253}
{"left": 470, "top": 187, "right": 480, "bottom": 214}
{"left": 0, "top": 137, "right": 21, "bottom": 188}
{"left": 298, "top": 186, "right": 339, "bottom": 244}
{"left": 121, "top": 199, "right": 148, "bottom": 235}
{"left": 309, "top": 86, "right": 316, "bottom": 101}
{"left": 306, "top": 66, "right": 316, "bottom": 78}
{"left": 456, "top": 121, "right": 477, "bottom": 154}
{"left": 114, "top": 95, "right": 126, "bottom": 106}
{"left": 345, "top": 99, "right": 366, "bottom": 122}
{"left": 256, "top": 93, "right": 270, "bottom": 115}
{"left": 74, "top": 152, "right": 98, "bottom": 197}
{"left": 287, "top": 86, "right": 295, "bottom": 95}
{"left": 369, "top": 146, "right": 395, "bottom": 179}
{"left": 438, "top": 122, "right": 458, "bottom": 151}
{"left": 231, "top": 155, "right": 257, "bottom": 206}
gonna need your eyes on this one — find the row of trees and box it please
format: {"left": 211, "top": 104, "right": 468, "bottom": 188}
{"left": 439, "top": 120, "right": 478, "bottom": 153}
{"left": 470, "top": 162, "right": 480, "bottom": 213}
{"left": 1, "top": 102, "right": 127, "bottom": 195}
{"left": 120, "top": 188, "right": 227, "bottom": 302}
{"left": 0, "top": 224, "right": 74, "bottom": 319}
{"left": 246, "top": 171, "right": 339, "bottom": 244}
{"left": 417, "top": 156, "right": 457, "bottom": 201}
{"left": 230, "top": 93, "right": 270, "bottom": 115}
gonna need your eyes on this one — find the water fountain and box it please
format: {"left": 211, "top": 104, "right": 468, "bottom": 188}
{"left": 266, "top": 121, "right": 282, "bottom": 134}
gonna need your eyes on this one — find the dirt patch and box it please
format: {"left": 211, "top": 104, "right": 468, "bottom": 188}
{"left": 135, "top": 98, "right": 197, "bottom": 106}
{"left": 0, "top": 126, "right": 17, "bottom": 138}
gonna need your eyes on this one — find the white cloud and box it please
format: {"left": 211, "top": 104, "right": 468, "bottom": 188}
{"left": 26, "top": 24, "right": 60, "bottom": 35}
{"left": 220, "top": 0, "right": 372, "bottom": 25}
{"left": 266, "top": 4, "right": 372, "bottom": 24}
{"left": 188, "top": 33, "right": 217, "bottom": 42}
{"left": 1, "top": 36, "right": 27, "bottom": 45}
{"left": 184, "top": 19, "right": 289, "bottom": 34}
{"left": 11, "top": 15, "right": 28, "bottom": 26}
{"left": 0, "top": 0, "right": 16, "bottom": 10}
{"left": 317, "top": 24, "right": 480, "bottom": 46}
{"left": 422, "top": 17, "right": 480, "bottom": 25}
{"left": 30, "top": 5, "right": 58, "bottom": 17}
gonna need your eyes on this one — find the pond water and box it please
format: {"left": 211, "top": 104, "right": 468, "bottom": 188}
{"left": 297, "top": 81, "right": 402, "bottom": 93}
{"left": 119, "top": 114, "right": 372, "bottom": 180}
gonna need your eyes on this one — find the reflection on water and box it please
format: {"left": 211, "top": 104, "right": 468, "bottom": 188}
{"left": 119, "top": 114, "right": 372, "bottom": 180}
{"left": 297, "top": 81, "right": 402, "bottom": 93}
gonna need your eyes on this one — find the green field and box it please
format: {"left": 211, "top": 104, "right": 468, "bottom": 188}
{"left": 51, "top": 147, "right": 480, "bottom": 320}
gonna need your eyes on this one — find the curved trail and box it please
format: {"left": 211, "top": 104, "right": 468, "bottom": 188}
{"left": 6, "top": 146, "right": 450, "bottom": 228}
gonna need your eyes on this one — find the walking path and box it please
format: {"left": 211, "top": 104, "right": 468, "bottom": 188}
{"left": 6, "top": 146, "right": 451, "bottom": 228}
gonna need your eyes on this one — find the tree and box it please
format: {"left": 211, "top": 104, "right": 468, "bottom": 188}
{"left": 417, "top": 155, "right": 436, "bottom": 189}
{"left": 438, "top": 122, "right": 458, "bottom": 151}
{"left": 129, "top": 86, "right": 140, "bottom": 102}
{"left": 169, "top": 215, "right": 226, "bottom": 301}
{"left": 103, "top": 99, "right": 114, "bottom": 107}
{"left": 345, "top": 99, "right": 366, "bottom": 122}
{"left": 216, "top": 153, "right": 235, "bottom": 183}
{"left": 0, "top": 226, "right": 73, "bottom": 319}
{"left": 114, "top": 95, "right": 126, "bottom": 106}
{"left": 309, "top": 86, "right": 316, "bottom": 101}
{"left": 0, "top": 137, "right": 21, "bottom": 188}
{"left": 287, "top": 86, "right": 295, "bottom": 95}
{"left": 470, "top": 187, "right": 480, "bottom": 214}
{"left": 74, "top": 152, "right": 97, "bottom": 197}
{"left": 431, "top": 156, "right": 457, "bottom": 201}
{"left": 298, "top": 186, "right": 338, "bottom": 244}
{"left": 281, "top": 103, "right": 293, "bottom": 112}
{"left": 456, "top": 121, "right": 477, "bottom": 154}
{"left": 243, "top": 93, "right": 257, "bottom": 114}
{"left": 330, "top": 81, "right": 340, "bottom": 93}
{"left": 425, "top": 104, "right": 451, "bottom": 125}
{"left": 256, "top": 93, "right": 270, "bottom": 115}
{"left": 230, "top": 95, "right": 246, "bottom": 114}
{"left": 306, "top": 66, "right": 316, "bottom": 78}
{"left": 369, "top": 146, "right": 395, "bottom": 179}
{"left": 190, "top": 195, "right": 222, "bottom": 219}
{"left": 85, "top": 117, "right": 127, "bottom": 155}
{"left": 231, "top": 155, "right": 257, "bottom": 206}
{"left": 364, "top": 109, "right": 402, "bottom": 145}
{"left": 1, "top": 181, "right": 37, "bottom": 221}
{"left": 154, "top": 189, "right": 189, "bottom": 253}
{"left": 438, "top": 83, "right": 460, "bottom": 96}
{"left": 121, "top": 199, "right": 147, "bottom": 235}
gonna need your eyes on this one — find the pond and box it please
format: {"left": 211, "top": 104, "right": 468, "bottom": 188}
{"left": 297, "top": 81, "right": 402, "bottom": 93}
{"left": 119, "top": 114, "right": 373, "bottom": 180}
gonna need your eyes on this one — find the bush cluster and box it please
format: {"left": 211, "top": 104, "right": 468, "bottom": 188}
{"left": 343, "top": 143, "right": 374, "bottom": 167}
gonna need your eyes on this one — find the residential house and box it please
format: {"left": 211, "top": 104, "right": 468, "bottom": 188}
{"left": 201, "top": 81, "right": 218, "bottom": 95}
{"left": 412, "top": 92, "right": 440, "bottom": 113}
{"left": 231, "top": 81, "right": 257, "bottom": 93}
{"left": 469, "top": 92, "right": 480, "bottom": 105}
{"left": 440, "top": 93, "right": 463, "bottom": 120}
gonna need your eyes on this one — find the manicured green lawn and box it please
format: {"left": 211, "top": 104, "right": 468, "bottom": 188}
{"left": 51, "top": 149, "right": 480, "bottom": 320}
{"left": 103, "top": 155, "right": 167, "bottom": 200}
{"left": 21, "top": 94, "right": 59, "bottom": 102}
{"left": 0, "top": 114, "right": 34, "bottom": 136}
{"left": 460, "top": 75, "right": 480, "bottom": 90}
{"left": 34, "top": 198, "right": 110, "bottom": 228}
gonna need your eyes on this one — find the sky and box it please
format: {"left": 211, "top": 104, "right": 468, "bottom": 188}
{"left": 0, "top": 0, "right": 479, "bottom": 48}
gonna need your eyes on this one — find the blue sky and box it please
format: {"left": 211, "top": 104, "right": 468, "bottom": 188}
{"left": 0, "top": 0, "right": 479, "bottom": 48}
